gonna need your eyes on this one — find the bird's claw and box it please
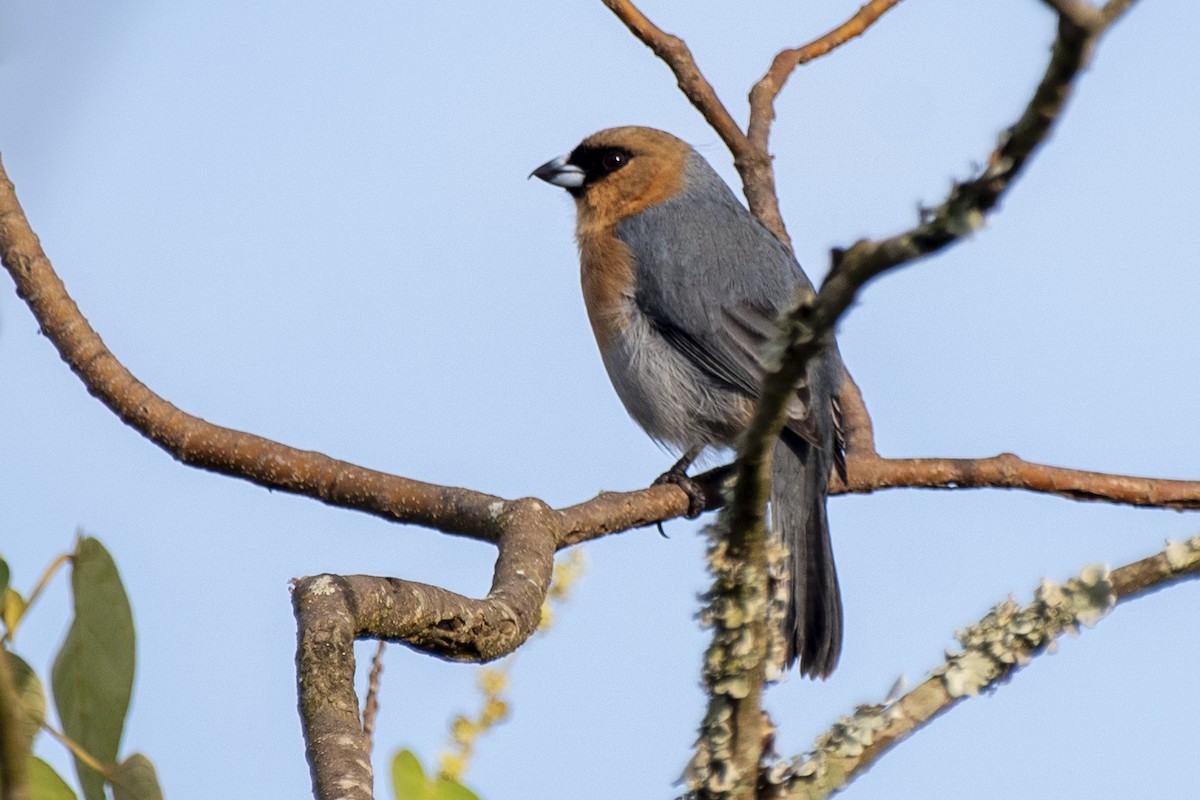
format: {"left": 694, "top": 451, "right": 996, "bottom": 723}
{"left": 653, "top": 469, "right": 707, "bottom": 519}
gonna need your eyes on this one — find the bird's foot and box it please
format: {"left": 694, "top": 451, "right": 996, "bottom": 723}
{"left": 653, "top": 464, "right": 707, "bottom": 520}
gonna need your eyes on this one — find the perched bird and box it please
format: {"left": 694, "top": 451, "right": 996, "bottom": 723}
{"left": 533, "top": 126, "right": 845, "bottom": 678}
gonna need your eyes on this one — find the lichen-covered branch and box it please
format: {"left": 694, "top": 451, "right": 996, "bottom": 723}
{"left": 780, "top": 535, "right": 1200, "bottom": 799}
{"left": 740, "top": 0, "right": 1141, "bottom": 565}
{"left": 0, "top": 4, "right": 1180, "bottom": 800}
{"left": 683, "top": 3, "right": 1142, "bottom": 797}
{"left": 684, "top": 515, "right": 778, "bottom": 800}
{"left": 1, "top": 4, "right": 1175, "bottom": 575}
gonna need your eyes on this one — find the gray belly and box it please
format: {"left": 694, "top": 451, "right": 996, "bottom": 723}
{"left": 599, "top": 313, "right": 751, "bottom": 450}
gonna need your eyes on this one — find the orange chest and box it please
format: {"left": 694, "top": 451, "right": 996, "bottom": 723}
{"left": 577, "top": 229, "right": 636, "bottom": 351}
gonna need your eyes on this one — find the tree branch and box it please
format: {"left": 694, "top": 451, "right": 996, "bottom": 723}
{"left": 1042, "top": 0, "right": 1104, "bottom": 29}
{"left": 0, "top": 4, "right": 1171, "bottom": 800}
{"left": 599, "top": 0, "right": 749, "bottom": 161}
{"left": 744, "top": 0, "right": 1139, "bottom": 528}
{"left": 0, "top": 157, "right": 509, "bottom": 544}
{"left": 600, "top": 0, "right": 793, "bottom": 242}
{"left": 747, "top": 0, "right": 905, "bottom": 153}
{"left": 294, "top": 498, "right": 557, "bottom": 800}
{"left": 836, "top": 452, "right": 1200, "bottom": 509}
{"left": 780, "top": 535, "right": 1200, "bottom": 798}
{"left": 835, "top": 372, "right": 876, "bottom": 457}
{"left": 604, "top": 0, "right": 907, "bottom": 249}
{"left": 684, "top": 3, "right": 1143, "bottom": 796}
{"left": 0, "top": 0, "right": 1182, "bottom": 566}
{"left": 362, "top": 641, "right": 386, "bottom": 755}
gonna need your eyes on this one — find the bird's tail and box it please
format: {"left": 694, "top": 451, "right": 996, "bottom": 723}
{"left": 772, "top": 429, "right": 842, "bottom": 678}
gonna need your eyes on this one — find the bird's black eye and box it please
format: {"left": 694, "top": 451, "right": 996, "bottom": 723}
{"left": 601, "top": 149, "right": 629, "bottom": 173}
{"left": 565, "top": 145, "right": 633, "bottom": 184}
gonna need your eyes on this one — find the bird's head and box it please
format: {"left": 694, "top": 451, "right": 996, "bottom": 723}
{"left": 532, "top": 126, "right": 693, "bottom": 229}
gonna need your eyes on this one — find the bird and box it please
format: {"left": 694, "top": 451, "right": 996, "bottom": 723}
{"left": 532, "top": 126, "right": 845, "bottom": 678}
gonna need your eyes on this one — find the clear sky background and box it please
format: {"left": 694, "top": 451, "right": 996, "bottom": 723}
{"left": 2, "top": 2, "right": 1198, "bottom": 798}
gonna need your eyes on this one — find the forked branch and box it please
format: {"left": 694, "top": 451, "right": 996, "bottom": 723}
{"left": 603, "top": 0, "right": 905, "bottom": 246}
{"left": 686, "top": 2, "right": 1145, "bottom": 797}
{"left": 0, "top": 3, "right": 1179, "bottom": 800}
{"left": 748, "top": 0, "right": 906, "bottom": 153}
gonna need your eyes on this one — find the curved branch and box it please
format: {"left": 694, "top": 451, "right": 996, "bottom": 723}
{"left": 0, "top": 156, "right": 505, "bottom": 544}
{"left": 782, "top": 535, "right": 1200, "bottom": 798}
{"left": 295, "top": 498, "right": 557, "bottom": 800}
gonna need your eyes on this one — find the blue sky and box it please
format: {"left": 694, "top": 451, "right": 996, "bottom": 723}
{"left": 2, "top": 2, "right": 1198, "bottom": 798}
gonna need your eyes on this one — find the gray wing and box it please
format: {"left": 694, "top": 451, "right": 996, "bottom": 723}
{"left": 616, "top": 154, "right": 834, "bottom": 447}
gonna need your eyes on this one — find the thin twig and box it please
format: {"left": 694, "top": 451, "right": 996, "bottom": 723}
{"left": 1101, "top": 0, "right": 1137, "bottom": 25}
{"left": 41, "top": 723, "right": 113, "bottom": 781}
{"left": 3, "top": 552, "right": 71, "bottom": 644}
{"left": 599, "top": 0, "right": 749, "bottom": 161}
{"left": 599, "top": 0, "right": 794, "bottom": 243}
{"left": 1041, "top": 0, "right": 1104, "bottom": 29}
{"left": 748, "top": 0, "right": 905, "bottom": 153}
{"left": 603, "top": 0, "right": 908, "bottom": 273}
{"left": 362, "top": 640, "right": 386, "bottom": 754}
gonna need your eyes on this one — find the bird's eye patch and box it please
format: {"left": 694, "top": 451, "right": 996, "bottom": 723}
{"left": 565, "top": 145, "right": 634, "bottom": 184}
{"left": 601, "top": 149, "right": 629, "bottom": 173}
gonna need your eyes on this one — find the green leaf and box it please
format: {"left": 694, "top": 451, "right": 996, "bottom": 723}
{"left": 6, "top": 651, "right": 46, "bottom": 751}
{"left": 51, "top": 537, "right": 135, "bottom": 800}
{"left": 111, "top": 753, "right": 163, "bottom": 800}
{"left": 431, "top": 777, "right": 482, "bottom": 800}
{"left": 28, "top": 756, "right": 78, "bottom": 800}
{"left": 390, "top": 750, "right": 482, "bottom": 800}
{"left": 391, "top": 749, "right": 431, "bottom": 800}
{"left": 0, "top": 558, "right": 10, "bottom": 596}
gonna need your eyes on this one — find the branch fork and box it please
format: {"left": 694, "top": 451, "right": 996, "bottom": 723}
{"left": 0, "top": 2, "right": 1181, "bottom": 799}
